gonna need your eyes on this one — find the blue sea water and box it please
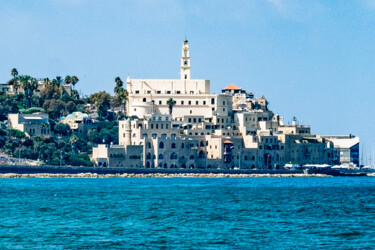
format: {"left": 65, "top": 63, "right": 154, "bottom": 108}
{"left": 1, "top": 177, "right": 375, "bottom": 249}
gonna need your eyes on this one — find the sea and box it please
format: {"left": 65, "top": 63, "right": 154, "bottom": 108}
{"left": 1, "top": 177, "right": 375, "bottom": 249}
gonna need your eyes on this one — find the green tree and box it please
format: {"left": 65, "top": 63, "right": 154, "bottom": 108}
{"left": 15, "top": 75, "right": 38, "bottom": 109}
{"left": 90, "top": 91, "right": 111, "bottom": 118}
{"left": 71, "top": 76, "right": 79, "bottom": 89}
{"left": 64, "top": 75, "right": 72, "bottom": 85}
{"left": 113, "top": 77, "right": 128, "bottom": 116}
{"left": 43, "top": 99, "right": 66, "bottom": 119}
{"left": 54, "top": 123, "right": 72, "bottom": 136}
{"left": 167, "top": 98, "right": 174, "bottom": 116}
{"left": 11, "top": 68, "right": 18, "bottom": 79}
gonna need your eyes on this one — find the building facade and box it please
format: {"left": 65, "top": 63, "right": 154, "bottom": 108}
{"left": 91, "top": 41, "right": 358, "bottom": 168}
{"left": 8, "top": 113, "right": 51, "bottom": 136}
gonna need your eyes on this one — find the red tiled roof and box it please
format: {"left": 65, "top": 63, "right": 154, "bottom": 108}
{"left": 223, "top": 84, "right": 241, "bottom": 90}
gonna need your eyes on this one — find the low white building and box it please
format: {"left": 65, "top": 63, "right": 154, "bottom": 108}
{"left": 8, "top": 113, "right": 51, "bottom": 136}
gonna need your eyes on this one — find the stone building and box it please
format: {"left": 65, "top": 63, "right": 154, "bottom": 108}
{"left": 91, "top": 40, "right": 358, "bottom": 168}
{"left": 8, "top": 113, "right": 51, "bottom": 136}
{"left": 60, "top": 112, "right": 99, "bottom": 134}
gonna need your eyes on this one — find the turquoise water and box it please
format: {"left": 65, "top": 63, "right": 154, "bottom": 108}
{"left": 1, "top": 177, "right": 375, "bottom": 249}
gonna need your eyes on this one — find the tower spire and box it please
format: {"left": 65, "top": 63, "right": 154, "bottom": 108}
{"left": 180, "top": 40, "right": 190, "bottom": 80}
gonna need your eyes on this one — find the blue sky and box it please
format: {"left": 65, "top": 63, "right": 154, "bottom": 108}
{"left": 1, "top": 0, "right": 374, "bottom": 163}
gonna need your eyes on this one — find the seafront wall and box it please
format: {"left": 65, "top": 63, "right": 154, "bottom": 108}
{"left": 0, "top": 164, "right": 304, "bottom": 175}
{"left": 0, "top": 173, "right": 329, "bottom": 178}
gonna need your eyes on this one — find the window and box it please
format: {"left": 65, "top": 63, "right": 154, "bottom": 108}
{"left": 158, "top": 154, "right": 164, "bottom": 159}
{"left": 151, "top": 124, "right": 154, "bottom": 129}
{"left": 171, "top": 143, "right": 176, "bottom": 149}
{"left": 135, "top": 90, "right": 140, "bottom": 94}
{"left": 159, "top": 142, "right": 164, "bottom": 149}
{"left": 182, "top": 143, "right": 185, "bottom": 149}
{"left": 159, "top": 101, "right": 162, "bottom": 105}
{"left": 223, "top": 101, "right": 225, "bottom": 105}
{"left": 177, "top": 91, "right": 181, "bottom": 94}
{"left": 211, "top": 98, "right": 215, "bottom": 105}
{"left": 170, "top": 152, "right": 177, "bottom": 159}
{"left": 167, "top": 91, "right": 171, "bottom": 94}
{"left": 188, "top": 101, "right": 191, "bottom": 105}
{"left": 157, "top": 91, "right": 161, "bottom": 94}
{"left": 196, "top": 101, "right": 199, "bottom": 105}
{"left": 181, "top": 101, "right": 184, "bottom": 105}
{"left": 203, "top": 101, "right": 206, "bottom": 105}
{"left": 188, "top": 118, "right": 191, "bottom": 122}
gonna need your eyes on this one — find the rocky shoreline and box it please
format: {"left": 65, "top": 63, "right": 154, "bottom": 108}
{"left": 0, "top": 173, "right": 331, "bottom": 178}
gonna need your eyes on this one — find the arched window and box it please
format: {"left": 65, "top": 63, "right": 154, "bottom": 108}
{"left": 170, "top": 152, "right": 177, "bottom": 160}
{"left": 200, "top": 141, "right": 205, "bottom": 147}
{"left": 158, "top": 154, "right": 164, "bottom": 159}
{"left": 159, "top": 142, "right": 164, "bottom": 149}
{"left": 147, "top": 142, "right": 152, "bottom": 148}
{"left": 252, "top": 155, "right": 255, "bottom": 161}
{"left": 142, "top": 98, "right": 147, "bottom": 102}
{"left": 211, "top": 98, "right": 215, "bottom": 105}
{"left": 146, "top": 153, "right": 151, "bottom": 160}
{"left": 189, "top": 155, "right": 194, "bottom": 160}
{"left": 198, "top": 151, "right": 205, "bottom": 159}
{"left": 171, "top": 143, "right": 176, "bottom": 149}
{"left": 244, "top": 155, "right": 248, "bottom": 161}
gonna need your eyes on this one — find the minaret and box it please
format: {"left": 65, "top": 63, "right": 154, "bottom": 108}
{"left": 180, "top": 40, "right": 190, "bottom": 80}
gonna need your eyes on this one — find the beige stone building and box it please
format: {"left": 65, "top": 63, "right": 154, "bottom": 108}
{"left": 60, "top": 112, "right": 99, "bottom": 134}
{"left": 91, "top": 40, "right": 358, "bottom": 168}
{"left": 8, "top": 113, "right": 51, "bottom": 136}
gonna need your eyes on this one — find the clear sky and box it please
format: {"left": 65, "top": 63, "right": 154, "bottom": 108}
{"left": 1, "top": 0, "right": 374, "bottom": 164}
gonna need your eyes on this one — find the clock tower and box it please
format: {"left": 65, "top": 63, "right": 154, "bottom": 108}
{"left": 180, "top": 40, "right": 190, "bottom": 80}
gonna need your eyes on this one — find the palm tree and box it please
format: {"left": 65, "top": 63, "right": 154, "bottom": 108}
{"left": 64, "top": 75, "right": 72, "bottom": 85}
{"left": 54, "top": 76, "right": 62, "bottom": 87}
{"left": 11, "top": 68, "right": 18, "bottom": 79}
{"left": 167, "top": 98, "right": 174, "bottom": 116}
{"left": 71, "top": 76, "right": 79, "bottom": 89}
{"left": 113, "top": 77, "right": 128, "bottom": 116}
{"left": 43, "top": 78, "right": 51, "bottom": 85}
{"left": 19, "top": 75, "right": 38, "bottom": 108}
{"left": 114, "top": 76, "right": 123, "bottom": 95}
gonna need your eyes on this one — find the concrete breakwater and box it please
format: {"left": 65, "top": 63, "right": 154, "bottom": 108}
{"left": 0, "top": 173, "right": 330, "bottom": 178}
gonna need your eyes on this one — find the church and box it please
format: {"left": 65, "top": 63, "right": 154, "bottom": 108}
{"left": 91, "top": 40, "right": 358, "bottom": 169}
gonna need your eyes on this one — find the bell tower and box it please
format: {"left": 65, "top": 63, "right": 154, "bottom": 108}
{"left": 180, "top": 40, "right": 190, "bottom": 80}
